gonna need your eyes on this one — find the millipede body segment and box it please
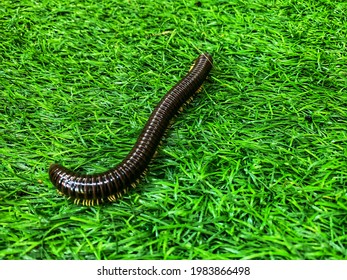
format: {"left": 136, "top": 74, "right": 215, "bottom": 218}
{"left": 49, "top": 53, "right": 213, "bottom": 205}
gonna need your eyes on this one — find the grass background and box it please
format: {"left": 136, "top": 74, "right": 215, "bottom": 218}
{"left": 1, "top": 0, "right": 347, "bottom": 260}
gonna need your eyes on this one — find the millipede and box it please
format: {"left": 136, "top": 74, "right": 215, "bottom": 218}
{"left": 49, "top": 53, "right": 213, "bottom": 205}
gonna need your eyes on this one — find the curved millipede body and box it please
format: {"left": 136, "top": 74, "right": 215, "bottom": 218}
{"left": 49, "top": 53, "right": 213, "bottom": 205}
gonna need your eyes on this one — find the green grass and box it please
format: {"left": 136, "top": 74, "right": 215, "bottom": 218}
{"left": 1, "top": 0, "right": 347, "bottom": 260}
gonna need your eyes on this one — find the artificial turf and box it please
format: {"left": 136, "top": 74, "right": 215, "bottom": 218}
{"left": 0, "top": 0, "right": 347, "bottom": 260}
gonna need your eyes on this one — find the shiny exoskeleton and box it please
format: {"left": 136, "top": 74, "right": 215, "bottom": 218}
{"left": 49, "top": 53, "right": 213, "bottom": 205}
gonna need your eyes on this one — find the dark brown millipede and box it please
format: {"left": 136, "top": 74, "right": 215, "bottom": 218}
{"left": 49, "top": 53, "right": 213, "bottom": 205}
